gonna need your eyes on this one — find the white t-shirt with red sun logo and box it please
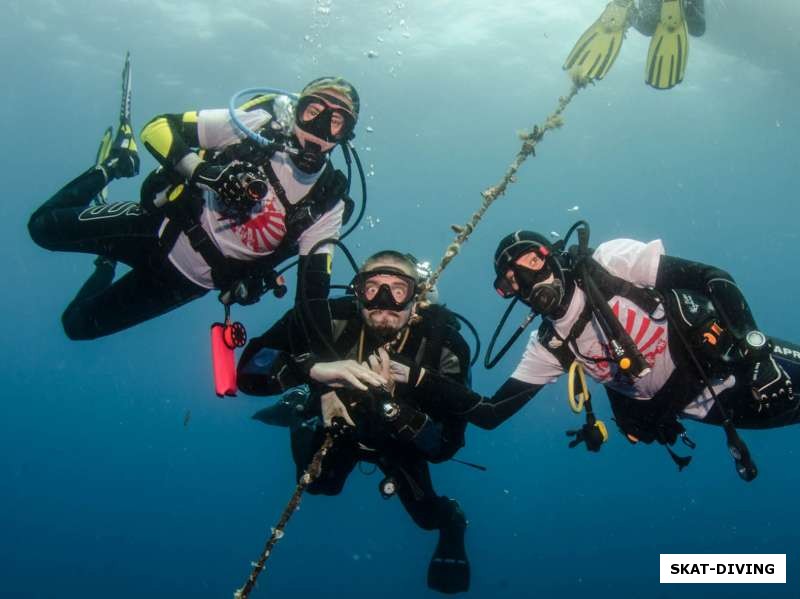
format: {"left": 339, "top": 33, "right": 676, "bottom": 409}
{"left": 510, "top": 239, "right": 733, "bottom": 418}
{"left": 165, "top": 108, "right": 343, "bottom": 289}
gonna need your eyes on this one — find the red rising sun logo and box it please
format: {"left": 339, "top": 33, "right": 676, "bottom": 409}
{"left": 232, "top": 198, "right": 287, "bottom": 252}
{"left": 584, "top": 299, "right": 668, "bottom": 379}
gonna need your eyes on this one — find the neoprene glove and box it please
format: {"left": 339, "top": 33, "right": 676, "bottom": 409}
{"left": 218, "top": 274, "right": 266, "bottom": 306}
{"left": 566, "top": 423, "right": 606, "bottom": 452}
{"left": 750, "top": 355, "right": 794, "bottom": 409}
{"left": 191, "top": 160, "right": 261, "bottom": 210}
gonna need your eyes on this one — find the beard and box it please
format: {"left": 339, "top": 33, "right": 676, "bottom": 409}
{"left": 364, "top": 309, "right": 408, "bottom": 340}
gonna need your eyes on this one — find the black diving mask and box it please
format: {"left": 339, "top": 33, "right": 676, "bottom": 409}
{"left": 494, "top": 260, "right": 554, "bottom": 299}
{"left": 353, "top": 268, "right": 418, "bottom": 311}
{"left": 296, "top": 93, "right": 356, "bottom": 143}
{"left": 495, "top": 261, "right": 565, "bottom": 316}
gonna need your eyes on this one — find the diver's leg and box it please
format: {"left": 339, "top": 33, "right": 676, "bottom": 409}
{"left": 28, "top": 166, "right": 160, "bottom": 261}
{"left": 633, "top": 0, "right": 661, "bottom": 36}
{"left": 289, "top": 423, "right": 357, "bottom": 495}
{"left": 60, "top": 260, "right": 206, "bottom": 340}
{"left": 383, "top": 459, "right": 470, "bottom": 593}
{"left": 684, "top": 0, "right": 706, "bottom": 36}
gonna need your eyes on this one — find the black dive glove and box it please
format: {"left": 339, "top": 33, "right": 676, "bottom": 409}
{"left": 219, "top": 270, "right": 288, "bottom": 306}
{"left": 566, "top": 422, "right": 606, "bottom": 452}
{"left": 191, "top": 160, "right": 264, "bottom": 211}
{"left": 749, "top": 354, "right": 794, "bottom": 410}
{"left": 219, "top": 275, "right": 266, "bottom": 306}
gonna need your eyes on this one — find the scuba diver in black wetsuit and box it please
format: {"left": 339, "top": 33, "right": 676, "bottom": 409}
{"left": 371, "top": 224, "right": 800, "bottom": 481}
{"left": 237, "top": 251, "right": 472, "bottom": 594}
{"left": 28, "top": 57, "right": 360, "bottom": 340}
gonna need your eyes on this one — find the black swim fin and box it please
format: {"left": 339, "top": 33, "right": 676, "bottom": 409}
{"left": 252, "top": 387, "right": 311, "bottom": 428}
{"left": 427, "top": 500, "right": 470, "bottom": 594}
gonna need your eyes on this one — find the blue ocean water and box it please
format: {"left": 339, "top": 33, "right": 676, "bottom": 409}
{"left": 2, "top": 0, "right": 799, "bottom": 597}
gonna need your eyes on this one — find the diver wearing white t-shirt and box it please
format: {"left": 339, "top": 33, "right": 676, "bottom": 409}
{"left": 381, "top": 226, "right": 800, "bottom": 478}
{"left": 29, "top": 75, "right": 360, "bottom": 340}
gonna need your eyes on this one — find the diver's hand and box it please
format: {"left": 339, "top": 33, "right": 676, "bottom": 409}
{"left": 369, "top": 349, "right": 425, "bottom": 388}
{"left": 190, "top": 160, "right": 260, "bottom": 209}
{"left": 367, "top": 348, "right": 395, "bottom": 395}
{"left": 219, "top": 275, "right": 265, "bottom": 306}
{"left": 566, "top": 423, "right": 606, "bottom": 452}
{"left": 310, "top": 360, "right": 387, "bottom": 391}
{"left": 750, "top": 355, "right": 794, "bottom": 410}
{"left": 320, "top": 390, "right": 357, "bottom": 430}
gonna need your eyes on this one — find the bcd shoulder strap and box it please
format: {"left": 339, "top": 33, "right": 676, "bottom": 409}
{"left": 537, "top": 302, "right": 593, "bottom": 371}
{"left": 537, "top": 256, "right": 661, "bottom": 371}
{"left": 419, "top": 304, "right": 463, "bottom": 372}
{"left": 583, "top": 257, "right": 661, "bottom": 315}
{"left": 261, "top": 160, "right": 354, "bottom": 241}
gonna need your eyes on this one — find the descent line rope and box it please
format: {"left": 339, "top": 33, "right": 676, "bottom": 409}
{"left": 234, "top": 433, "right": 336, "bottom": 599}
{"left": 419, "top": 74, "right": 589, "bottom": 300}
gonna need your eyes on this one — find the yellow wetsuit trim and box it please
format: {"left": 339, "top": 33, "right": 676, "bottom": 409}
{"left": 182, "top": 111, "right": 198, "bottom": 124}
{"left": 237, "top": 94, "right": 276, "bottom": 112}
{"left": 139, "top": 116, "right": 173, "bottom": 161}
{"left": 167, "top": 184, "right": 185, "bottom": 203}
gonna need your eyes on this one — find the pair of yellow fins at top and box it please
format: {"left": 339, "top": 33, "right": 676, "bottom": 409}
{"left": 564, "top": 0, "right": 688, "bottom": 90}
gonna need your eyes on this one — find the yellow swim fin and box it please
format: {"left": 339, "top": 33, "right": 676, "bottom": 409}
{"left": 645, "top": 0, "right": 689, "bottom": 89}
{"left": 563, "top": 0, "right": 635, "bottom": 82}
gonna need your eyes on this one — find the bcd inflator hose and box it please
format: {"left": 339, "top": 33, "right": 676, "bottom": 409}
{"left": 228, "top": 87, "right": 299, "bottom": 147}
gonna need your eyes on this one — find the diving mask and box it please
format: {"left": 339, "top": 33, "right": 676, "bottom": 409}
{"left": 296, "top": 92, "right": 356, "bottom": 143}
{"left": 495, "top": 258, "right": 565, "bottom": 315}
{"left": 353, "top": 268, "right": 418, "bottom": 311}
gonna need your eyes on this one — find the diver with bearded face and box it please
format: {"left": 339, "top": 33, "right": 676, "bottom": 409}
{"left": 237, "top": 250, "right": 473, "bottom": 594}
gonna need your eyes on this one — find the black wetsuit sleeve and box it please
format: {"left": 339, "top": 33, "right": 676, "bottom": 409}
{"left": 291, "top": 253, "right": 335, "bottom": 359}
{"left": 417, "top": 373, "right": 543, "bottom": 430}
{"left": 389, "top": 325, "right": 470, "bottom": 462}
{"left": 656, "top": 255, "right": 759, "bottom": 341}
{"left": 297, "top": 253, "right": 332, "bottom": 302}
